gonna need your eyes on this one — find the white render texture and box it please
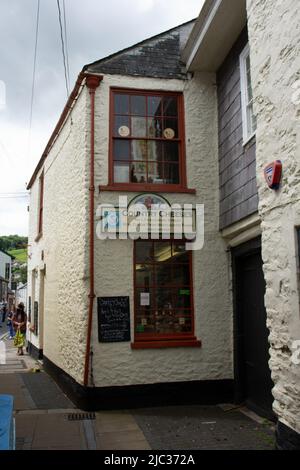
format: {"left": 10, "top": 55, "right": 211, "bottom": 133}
{"left": 91, "top": 73, "right": 233, "bottom": 387}
{"left": 28, "top": 85, "right": 90, "bottom": 382}
{"left": 28, "top": 72, "right": 233, "bottom": 388}
{"left": 247, "top": 0, "right": 300, "bottom": 433}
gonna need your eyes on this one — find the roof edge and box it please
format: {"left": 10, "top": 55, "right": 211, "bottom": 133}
{"left": 84, "top": 18, "right": 196, "bottom": 72}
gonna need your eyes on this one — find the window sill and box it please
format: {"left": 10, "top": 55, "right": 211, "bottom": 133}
{"left": 131, "top": 339, "right": 201, "bottom": 349}
{"left": 99, "top": 184, "right": 196, "bottom": 194}
{"left": 242, "top": 132, "right": 256, "bottom": 147}
{"left": 34, "top": 232, "right": 43, "bottom": 243}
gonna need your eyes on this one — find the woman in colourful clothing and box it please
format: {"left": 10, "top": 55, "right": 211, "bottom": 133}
{"left": 12, "top": 303, "right": 27, "bottom": 356}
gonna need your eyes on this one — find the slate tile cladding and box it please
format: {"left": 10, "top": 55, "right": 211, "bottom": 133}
{"left": 86, "top": 21, "right": 194, "bottom": 80}
{"left": 217, "top": 27, "right": 258, "bottom": 229}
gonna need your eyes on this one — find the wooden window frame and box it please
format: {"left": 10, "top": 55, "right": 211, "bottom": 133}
{"left": 131, "top": 239, "right": 201, "bottom": 349}
{"left": 99, "top": 88, "right": 196, "bottom": 194}
{"left": 36, "top": 171, "right": 44, "bottom": 240}
{"left": 240, "top": 44, "right": 257, "bottom": 145}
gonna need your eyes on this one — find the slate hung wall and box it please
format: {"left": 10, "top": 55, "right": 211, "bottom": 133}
{"left": 217, "top": 28, "right": 258, "bottom": 229}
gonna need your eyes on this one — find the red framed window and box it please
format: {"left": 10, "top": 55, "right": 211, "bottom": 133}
{"left": 110, "top": 89, "right": 187, "bottom": 189}
{"left": 37, "top": 171, "right": 44, "bottom": 237}
{"left": 133, "top": 239, "right": 198, "bottom": 347}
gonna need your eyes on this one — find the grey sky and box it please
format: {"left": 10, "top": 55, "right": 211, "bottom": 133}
{"left": 0, "top": 0, "right": 202, "bottom": 235}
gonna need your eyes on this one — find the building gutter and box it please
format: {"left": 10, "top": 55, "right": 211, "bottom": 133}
{"left": 84, "top": 75, "right": 103, "bottom": 387}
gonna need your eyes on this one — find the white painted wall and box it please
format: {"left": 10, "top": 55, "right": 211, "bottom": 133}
{"left": 15, "top": 284, "right": 27, "bottom": 311}
{"left": 27, "top": 84, "right": 90, "bottom": 375}
{"left": 90, "top": 72, "right": 233, "bottom": 387}
{"left": 28, "top": 71, "right": 233, "bottom": 387}
{"left": 0, "top": 250, "right": 12, "bottom": 290}
{"left": 247, "top": 0, "right": 300, "bottom": 434}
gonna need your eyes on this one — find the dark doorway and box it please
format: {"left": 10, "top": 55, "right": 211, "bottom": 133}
{"left": 233, "top": 238, "right": 275, "bottom": 420}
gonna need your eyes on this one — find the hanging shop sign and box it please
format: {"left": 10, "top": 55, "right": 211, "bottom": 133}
{"left": 97, "top": 194, "right": 197, "bottom": 238}
{"left": 97, "top": 296, "right": 130, "bottom": 343}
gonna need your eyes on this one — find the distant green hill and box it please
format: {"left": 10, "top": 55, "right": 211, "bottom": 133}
{"left": 0, "top": 235, "right": 28, "bottom": 252}
{"left": 8, "top": 248, "right": 27, "bottom": 263}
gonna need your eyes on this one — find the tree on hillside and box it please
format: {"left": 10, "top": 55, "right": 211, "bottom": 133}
{"left": 0, "top": 235, "right": 28, "bottom": 252}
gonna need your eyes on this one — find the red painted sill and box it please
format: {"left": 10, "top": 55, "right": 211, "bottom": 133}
{"left": 131, "top": 339, "right": 202, "bottom": 349}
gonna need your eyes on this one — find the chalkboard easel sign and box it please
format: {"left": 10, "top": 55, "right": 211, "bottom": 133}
{"left": 97, "top": 296, "right": 130, "bottom": 343}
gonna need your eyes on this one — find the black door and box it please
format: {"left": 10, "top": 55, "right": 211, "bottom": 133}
{"left": 233, "top": 238, "right": 274, "bottom": 420}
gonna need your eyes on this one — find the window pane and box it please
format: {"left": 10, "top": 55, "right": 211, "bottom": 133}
{"left": 131, "top": 117, "right": 147, "bottom": 137}
{"left": 135, "top": 287, "right": 154, "bottom": 308}
{"left": 147, "top": 118, "right": 162, "bottom": 138}
{"left": 174, "top": 290, "right": 191, "bottom": 309}
{"left": 163, "top": 141, "right": 179, "bottom": 163}
{"left": 155, "top": 263, "right": 173, "bottom": 286}
{"left": 148, "top": 162, "right": 163, "bottom": 184}
{"left": 148, "top": 141, "right": 163, "bottom": 162}
{"left": 148, "top": 96, "right": 162, "bottom": 116}
{"left": 247, "top": 103, "right": 254, "bottom": 135}
{"left": 114, "top": 116, "right": 130, "bottom": 136}
{"left": 156, "top": 287, "right": 175, "bottom": 309}
{"left": 130, "top": 162, "right": 147, "bottom": 183}
{"left": 114, "top": 94, "right": 129, "bottom": 115}
{"left": 154, "top": 242, "right": 172, "bottom": 262}
{"left": 163, "top": 97, "right": 178, "bottom": 117}
{"left": 172, "top": 264, "right": 190, "bottom": 286}
{"left": 131, "top": 95, "right": 146, "bottom": 116}
{"left": 136, "top": 242, "right": 153, "bottom": 262}
{"left": 134, "top": 241, "right": 193, "bottom": 337}
{"left": 114, "top": 162, "right": 129, "bottom": 182}
{"left": 173, "top": 243, "right": 189, "bottom": 262}
{"left": 136, "top": 264, "right": 153, "bottom": 286}
{"left": 113, "top": 139, "right": 130, "bottom": 160}
{"left": 153, "top": 309, "right": 178, "bottom": 334}
{"left": 136, "top": 311, "right": 156, "bottom": 334}
{"left": 163, "top": 118, "right": 178, "bottom": 139}
{"left": 132, "top": 140, "right": 147, "bottom": 160}
{"left": 164, "top": 163, "right": 179, "bottom": 184}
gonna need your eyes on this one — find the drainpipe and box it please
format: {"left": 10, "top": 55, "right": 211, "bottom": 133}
{"left": 84, "top": 74, "right": 103, "bottom": 387}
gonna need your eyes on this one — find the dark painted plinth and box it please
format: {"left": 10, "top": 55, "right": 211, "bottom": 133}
{"left": 27, "top": 341, "right": 43, "bottom": 360}
{"left": 42, "top": 355, "right": 234, "bottom": 411}
{"left": 276, "top": 421, "right": 300, "bottom": 450}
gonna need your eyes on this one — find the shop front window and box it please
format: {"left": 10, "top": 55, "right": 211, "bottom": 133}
{"left": 134, "top": 240, "right": 194, "bottom": 341}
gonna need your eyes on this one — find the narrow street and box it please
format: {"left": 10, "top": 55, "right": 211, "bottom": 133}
{"left": 0, "top": 333, "right": 276, "bottom": 450}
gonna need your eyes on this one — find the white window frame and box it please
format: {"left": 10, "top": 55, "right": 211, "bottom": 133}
{"left": 240, "top": 43, "right": 256, "bottom": 145}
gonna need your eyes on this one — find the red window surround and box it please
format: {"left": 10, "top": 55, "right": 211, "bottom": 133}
{"left": 131, "top": 239, "right": 201, "bottom": 349}
{"left": 99, "top": 88, "right": 195, "bottom": 194}
{"left": 36, "top": 171, "right": 44, "bottom": 240}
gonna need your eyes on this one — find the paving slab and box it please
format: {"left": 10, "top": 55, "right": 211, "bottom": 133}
{"left": 132, "top": 405, "right": 275, "bottom": 450}
{"left": 20, "top": 372, "right": 74, "bottom": 409}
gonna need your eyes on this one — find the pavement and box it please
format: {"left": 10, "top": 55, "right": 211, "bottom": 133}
{"left": 0, "top": 331, "right": 276, "bottom": 450}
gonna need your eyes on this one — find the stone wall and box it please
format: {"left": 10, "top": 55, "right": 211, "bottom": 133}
{"left": 247, "top": 0, "right": 300, "bottom": 435}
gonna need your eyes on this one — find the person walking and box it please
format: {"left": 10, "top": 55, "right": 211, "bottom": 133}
{"left": 12, "top": 303, "right": 27, "bottom": 355}
{"left": 7, "top": 309, "right": 15, "bottom": 339}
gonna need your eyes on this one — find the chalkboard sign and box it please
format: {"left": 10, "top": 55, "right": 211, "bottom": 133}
{"left": 97, "top": 296, "right": 130, "bottom": 343}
